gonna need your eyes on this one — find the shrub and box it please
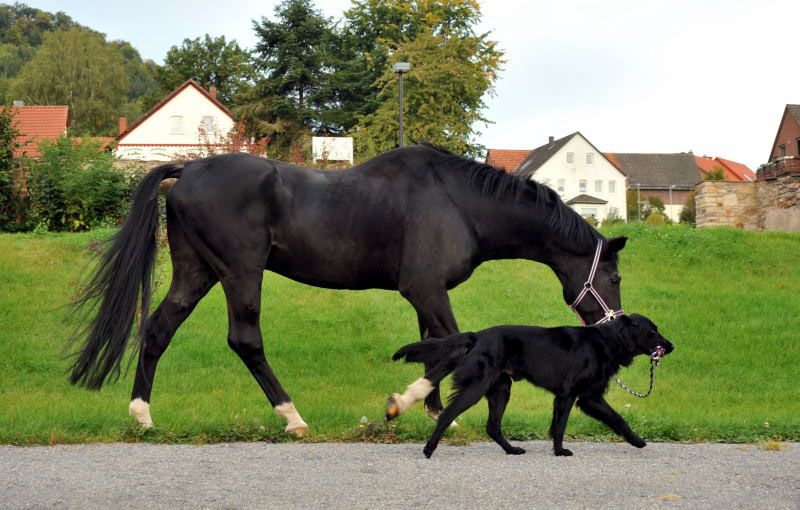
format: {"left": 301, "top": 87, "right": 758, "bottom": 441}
{"left": 27, "top": 136, "right": 131, "bottom": 231}
{"left": 601, "top": 208, "right": 625, "bottom": 227}
{"left": 680, "top": 191, "right": 696, "bottom": 226}
{"left": 0, "top": 105, "right": 24, "bottom": 231}
{"left": 645, "top": 212, "right": 667, "bottom": 226}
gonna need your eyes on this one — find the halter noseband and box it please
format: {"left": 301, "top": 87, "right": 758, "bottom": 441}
{"left": 569, "top": 241, "right": 624, "bottom": 326}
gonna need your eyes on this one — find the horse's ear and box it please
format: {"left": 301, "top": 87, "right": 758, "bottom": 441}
{"left": 605, "top": 236, "right": 628, "bottom": 254}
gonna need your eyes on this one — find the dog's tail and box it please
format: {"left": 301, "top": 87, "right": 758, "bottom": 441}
{"left": 392, "top": 333, "right": 477, "bottom": 365}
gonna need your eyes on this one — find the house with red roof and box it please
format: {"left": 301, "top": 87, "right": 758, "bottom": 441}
{"left": 485, "top": 149, "right": 530, "bottom": 173}
{"left": 757, "top": 104, "right": 800, "bottom": 179}
{"left": 114, "top": 80, "right": 239, "bottom": 162}
{"left": 695, "top": 156, "right": 755, "bottom": 182}
{"left": 3, "top": 105, "right": 69, "bottom": 157}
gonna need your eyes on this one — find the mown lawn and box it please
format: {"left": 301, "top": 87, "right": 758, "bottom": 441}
{"left": 0, "top": 223, "right": 798, "bottom": 445}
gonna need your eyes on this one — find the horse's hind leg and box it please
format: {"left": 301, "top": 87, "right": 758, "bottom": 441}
{"left": 129, "top": 230, "right": 217, "bottom": 428}
{"left": 385, "top": 349, "right": 463, "bottom": 420}
{"left": 220, "top": 273, "right": 308, "bottom": 437}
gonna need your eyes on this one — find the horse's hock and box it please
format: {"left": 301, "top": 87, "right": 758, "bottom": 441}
{"left": 695, "top": 173, "right": 800, "bottom": 231}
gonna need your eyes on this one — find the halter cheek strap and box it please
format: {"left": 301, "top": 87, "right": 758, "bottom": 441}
{"left": 569, "top": 241, "right": 625, "bottom": 326}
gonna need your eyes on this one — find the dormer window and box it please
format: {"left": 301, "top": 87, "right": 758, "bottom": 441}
{"left": 170, "top": 115, "right": 184, "bottom": 135}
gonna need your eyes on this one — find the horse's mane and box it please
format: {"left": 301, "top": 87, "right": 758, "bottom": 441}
{"left": 419, "top": 142, "right": 601, "bottom": 251}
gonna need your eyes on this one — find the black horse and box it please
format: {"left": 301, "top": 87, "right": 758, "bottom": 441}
{"left": 69, "top": 143, "right": 627, "bottom": 436}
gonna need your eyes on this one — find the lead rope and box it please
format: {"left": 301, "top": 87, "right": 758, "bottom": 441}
{"left": 613, "top": 346, "right": 665, "bottom": 398}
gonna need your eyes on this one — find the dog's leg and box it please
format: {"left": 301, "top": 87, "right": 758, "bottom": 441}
{"left": 485, "top": 374, "right": 525, "bottom": 455}
{"left": 577, "top": 395, "right": 646, "bottom": 448}
{"left": 549, "top": 395, "right": 577, "bottom": 456}
{"left": 423, "top": 380, "right": 491, "bottom": 459}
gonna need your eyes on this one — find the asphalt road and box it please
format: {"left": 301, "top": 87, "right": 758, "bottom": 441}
{"left": 2, "top": 441, "right": 798, "bottom": 509}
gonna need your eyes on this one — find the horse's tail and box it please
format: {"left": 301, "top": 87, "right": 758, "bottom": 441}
{"left": 68, "top": 162, "right": 184, "bottom": 389}
{"left": 392, "top": 333, "right": 477, "bottom": 365}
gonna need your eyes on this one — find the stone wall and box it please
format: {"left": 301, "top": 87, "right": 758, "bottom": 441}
{"left": 695, "top": 174, "right": 800, "bottom": 231}
{"left": 758, "top": 173, "right": 800, "bottom": 232}
{"left": 695, "top": 181, "right": 759, "bottom": 230}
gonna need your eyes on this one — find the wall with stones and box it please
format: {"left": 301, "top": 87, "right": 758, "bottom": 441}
{"left": 695, "top": 181, "right": 759, "bottom": 230}
{"left": 695, "top": 174, "right": 800, "bottom": 231}
{"left": 757, "top": 173, "right": 800, "bottom": 232}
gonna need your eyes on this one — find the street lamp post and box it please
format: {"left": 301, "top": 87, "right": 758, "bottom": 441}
{"left": 669, "top": 185, "right": 675, "bottom": 222}
{"left": 392, "top": 62, "right": 410, "bottom": 147}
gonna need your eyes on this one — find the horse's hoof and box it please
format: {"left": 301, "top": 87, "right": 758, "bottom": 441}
{"left": 385, "top": 395, "right": 401, "bottom": 421}
{"left": 425, "top": 409, "right": 458, "bottom": 428}
{"left": 285, "top": 422, "right": 308, "bottom": 437}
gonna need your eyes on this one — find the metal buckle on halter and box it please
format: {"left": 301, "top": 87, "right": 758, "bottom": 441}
{"left": 604, "top": 309, "right": 617, "bottom": 321}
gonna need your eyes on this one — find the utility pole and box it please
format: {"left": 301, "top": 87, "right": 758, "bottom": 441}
{"left": 392, "top": 62, "right": 410, "bottom": 147}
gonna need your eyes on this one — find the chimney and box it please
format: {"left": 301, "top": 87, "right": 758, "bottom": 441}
{"left": 118, "top": 117, "right": 127, "bottom": 134}
{"left": 12, "top": 100, "right": 24, "bottom": 107}
{"left": 209, "top": 87, "right": 217, "bottom": 100}
{"left": 548, "top": 136, "right": 554, "bottom": 146}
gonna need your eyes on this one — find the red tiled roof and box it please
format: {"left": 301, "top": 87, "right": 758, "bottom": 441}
{"left": 695, "top": 156, "right": 755, "bottom": 182}
{"left": 485, "top": 149, "right": 530, "bottom": 173}
{"left": 73, "top": 137, "right": 114, "bottom": 150}
{"left": 3, "top": 105, "right": 69, "bottom": 157}
{"left": 603, "top": 152, "right": 622, "bottom": 171}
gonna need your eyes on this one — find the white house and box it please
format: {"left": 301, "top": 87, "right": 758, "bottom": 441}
{"left": 114, "top": 80, "right": 238, "bottom": 161}
{"left": 513, "top": 132, "right": 627, "bottom": 222}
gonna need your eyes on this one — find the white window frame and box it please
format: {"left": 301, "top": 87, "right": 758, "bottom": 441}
{"left": 580, "top": 207, "right": 597, "bottom": 218}
{"left": 595, "top": 180, "right": 602, "bottom": 193}
{"left": 586, "top": 152, "right": 594, "bottom": 164}
{"left": 202, "top": 115, "right": 215, "bottom": 134}
{"left": 566, "top": 152, "right": 574, "bottom": 164}
{"left": 170, "top": 115, "right": 184, "bottom": 135}
{"left": 579, "top": 179, "right": 587, "bottom": 193}
{"left": 557, "top": 179, "right": 565, "bottom": 192}
{"left": 609, "top": 180, "right": 616, "bottom": 194}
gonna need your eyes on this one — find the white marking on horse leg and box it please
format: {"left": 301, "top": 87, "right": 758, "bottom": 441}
{"left": 391, "top": 378, "right": 434, "bottom": 416}
{"left": 129, "top": 398, "right": 153, "bottom": 428}
{"left": 275, "top": 402, "right": 308, "bottom": 437}
{"left": 425, "top": 408, "right": 460, "bottom": 428}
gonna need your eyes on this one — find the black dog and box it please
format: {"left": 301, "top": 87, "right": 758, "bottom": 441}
{"left": 387, "top": 314, "right": 673, "bottom": 458}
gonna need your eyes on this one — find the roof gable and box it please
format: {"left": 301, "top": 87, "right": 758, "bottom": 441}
{"left": 513, "top": 132, "right": 624, "bottom": 180}
{"left": 768, "top": 104, "right": 800, "bottom": 161}
{"left": 695, "top": 156, "right": 755, "bottom": 182}
{"left": 3, "top": 105, "right": 69, "bottom": 157}
{"left": 485, "top": 149, "right": 530, "bottom": 173}
{"left": 116, "top": 79, "right": 233, "bottom": 143}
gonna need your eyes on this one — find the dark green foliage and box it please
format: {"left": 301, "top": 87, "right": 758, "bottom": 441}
{"left": 155, "top": 35, "right": 254, "bottom": 107}
{"left": 0, "top": 103, "right": 21, "bottom": 230}
{"left": 680, "top": 191, "right": 696, "bottom": 226}
{"left": 705, "top": 166, "right": 725, "bottom": 180}
{"left": 26, "top": 136, "right": 132, "bottom": 231}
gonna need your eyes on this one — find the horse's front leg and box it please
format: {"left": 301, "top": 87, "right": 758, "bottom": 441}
{"left": 400, "top": 286, "right": 460, "bottom": 420}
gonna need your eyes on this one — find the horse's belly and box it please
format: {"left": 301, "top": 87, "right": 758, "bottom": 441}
{"left": 266, "top": 248, "right": 397, "bottom": 291}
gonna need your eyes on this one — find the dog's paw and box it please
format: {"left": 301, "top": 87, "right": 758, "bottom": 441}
{"left": 554, "top": 448, "right": 573, "bottom": 456}
{"left": 505, "top": 446, "right": 526, "bottom": 455}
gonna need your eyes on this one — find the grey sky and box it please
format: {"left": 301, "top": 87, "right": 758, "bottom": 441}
{"left": 22, "top": 0, "right": 800, "bottom": 170}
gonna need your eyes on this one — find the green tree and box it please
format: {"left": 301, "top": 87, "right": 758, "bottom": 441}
{"left": 10, "top": 28, "right": 128, "bottom": 135}
{"left": 155, "top": 35, "right": 254, "bottom": 107}
{"left": 352, "top": 29, "right": 502, "bottom": 158}
{"left": 705, "top": 166, "right": 725, "bottom": 180}
{"left": 0, "top": 103, "right": 22, "bottom": 230}
{"left": 680, "top": 191, "right": 696, "bottom": 226}
{"left": 343, "top": 0, "right": 503, "bottom": 158}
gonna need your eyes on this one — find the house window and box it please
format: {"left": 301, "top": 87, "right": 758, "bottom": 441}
{"left": 586, "top": 152, "right": 594, "bottom": 164}
{"left": 170, "top": 115, "right": 184, "bottom": 135}
{"left": 580, "top": 207, "right": 597, "bottom": 218}
{"left": 779, "top": 145, "right": 786, "bottom": 157}
{"left": 557, "top": 179, "right": 565, "bottom": 192}
{"left": 595, "top": 180, "right": 602, "bottom": 193}
{"left": 566, "top": 152, "right": 574, "bottom": 164}
{"left": 579, "top": 179, "right": 587, "bottom": 193}
{"left": 608, "top": 180, "right": 616, "bottom": 193}
{"left": 202, "top": 116, "right": 215, "bottom": 133}
{"left": 609, "top": 207, "right": 619, "bottom": 218}
{"left": 797, "top": 138, "right": 800, "bottom": 156}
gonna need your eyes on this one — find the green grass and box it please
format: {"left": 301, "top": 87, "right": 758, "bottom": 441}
{"left": 1, "top": 223, "right": 798, "bottom": 445}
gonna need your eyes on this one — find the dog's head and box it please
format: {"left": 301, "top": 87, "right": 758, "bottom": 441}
{"left": 617, "top": 314, "right": 674, "bottom": 360}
